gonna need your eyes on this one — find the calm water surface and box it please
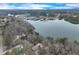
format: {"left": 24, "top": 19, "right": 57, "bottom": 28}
{"left": 27, "top": 19, "right": 79, "bottom": 41}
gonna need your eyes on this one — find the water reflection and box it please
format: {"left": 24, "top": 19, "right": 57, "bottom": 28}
{"left": 27, "top": 19, "right": 79, "bottom": 41}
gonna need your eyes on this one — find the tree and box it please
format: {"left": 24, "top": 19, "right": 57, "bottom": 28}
{"left": 58, "top": 38, "right": 68, "bottom": 45}
{"left": 40, "top": 12, "right": 47, "bottom": 16}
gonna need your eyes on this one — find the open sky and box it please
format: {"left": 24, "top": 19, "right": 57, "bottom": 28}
{"left": 0, "top": 3, "right": 79, "bottom": 9}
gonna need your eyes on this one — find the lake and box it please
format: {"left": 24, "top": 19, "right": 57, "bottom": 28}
{"left": 27, "top": 19, "right": 79, "bottom": 41}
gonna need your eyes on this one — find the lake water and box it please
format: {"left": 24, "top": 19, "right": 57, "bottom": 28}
{"left": 27, "top": 19, "right": 79, "bottom": 41}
